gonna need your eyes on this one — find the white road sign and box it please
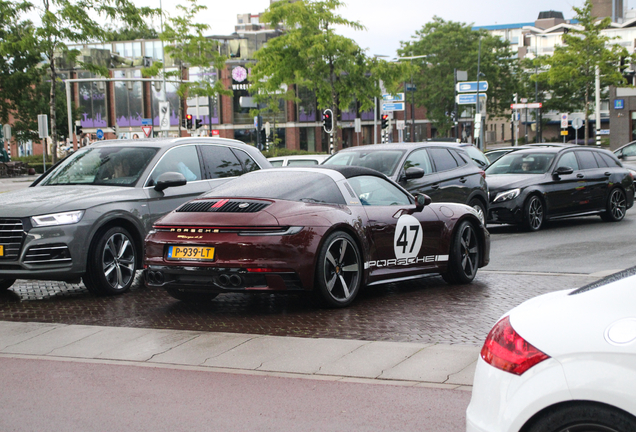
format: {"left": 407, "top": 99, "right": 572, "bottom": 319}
{"left": 159, "top": 101, "right": 171, "bottom": 131}
{"left": 560, "top": 113, "right": 569, "bottom": 129}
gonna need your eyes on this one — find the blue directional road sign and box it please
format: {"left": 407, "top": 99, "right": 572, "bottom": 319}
{"left": 381, "top": 102, "right": 405, "bottom": 111}
{"left": 382, "top": 93, "right": 405, "bottom": 102}
{"left": 96, "top": 129, "right": 104, "bottom": 140}
{"left": 456, "top": 81, "right": 488, "bottom": 93}
{"left": 456, "top": 94, "right": 487, "bottom": 105}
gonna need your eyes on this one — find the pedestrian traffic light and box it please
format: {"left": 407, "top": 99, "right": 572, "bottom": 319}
{"left": 322, "top": 109, "right": 333, "bottom": 133}
{"left": 381, "top": 114, "right": 389, "bottom": 130}
{"left": 186, "top": 114, "right": 193, "bottom": 130}
{"left": 195, "top": 118, "right": 202, "bottom": 129}
{"left": 75, "top": 124, "right": 83, "bottom": 135}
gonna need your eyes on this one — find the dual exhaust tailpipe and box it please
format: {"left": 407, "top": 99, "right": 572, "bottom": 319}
{"left": 146, "top": 270, "right": 244, "bottom": 288}
{"left": 218, "top": 273, "right": 243, "bottom": 287}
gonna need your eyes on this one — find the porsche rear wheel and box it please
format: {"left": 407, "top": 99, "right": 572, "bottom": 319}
{"left": 315, "top": 231, "right": 362, "bottom": 308}
{"left": 0, "top": 279, "right": 16, "bottom": 291}
{"left": 166, "top": 288, "right": 219, "bottom": 303}
{"left": 442, "top": 220, "right": 480, "bottom": 285}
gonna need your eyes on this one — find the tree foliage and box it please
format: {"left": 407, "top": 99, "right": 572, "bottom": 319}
{"left": 536, "top": 0, "right": 632, "bottom": 140}
{"left": 400, "top": 17, "right": 519, "bottom": 136}
{"left": 142, "top": 0, "right": 229, "bottom": 134}
{"left": 27, "top": 0, "right": 156, "bottom": 161}
{"left": 250, "top": 0, "right": 409, "bottom": 148}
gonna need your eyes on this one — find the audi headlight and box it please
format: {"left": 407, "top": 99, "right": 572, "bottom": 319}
{"left": 31, "top": 210, "right": 85, "bottom": 227}
{"left": 493, "top": 188, "right": 520, "bottom": 203}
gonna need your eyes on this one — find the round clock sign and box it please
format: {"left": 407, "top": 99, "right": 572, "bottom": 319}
{"left": 232, "top": 66, "right": 247, "bottom": 82}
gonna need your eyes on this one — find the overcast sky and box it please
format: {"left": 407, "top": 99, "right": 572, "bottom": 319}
{"left": 133, "top": 0, "right": 591, "bottom": 57}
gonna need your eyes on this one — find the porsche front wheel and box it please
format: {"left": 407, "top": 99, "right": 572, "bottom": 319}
{"left": 315, "top": 232, "right": 362, "bottom": 308}
{"left": 442, "top": 220, "right": 480, "bottom": 285}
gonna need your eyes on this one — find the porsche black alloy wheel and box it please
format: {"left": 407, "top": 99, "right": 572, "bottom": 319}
{"left": 524, "top": 195, "right": 544, "bottom": 231}
{"left": 601, "top": 188, "right": 626, "bottom": 222}
{"left": 315, "top": 231, "right": 362, "bottom": 308}
{"left": 0, "top": 279, "right": 16, "bottom": 291}
{"left": 166, "top": 288, "right": 219, "bottom": 302}
{"left": 526, "top": 402, "right": 636, "bottom": 432}
{"left": 84, "top": 226, "right": 137, "bottom": 295}
{"left": 443, "top": 220, "right": 479, "bottom": 284}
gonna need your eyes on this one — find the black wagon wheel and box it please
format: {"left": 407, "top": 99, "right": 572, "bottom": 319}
{"left": 314, "top": 231, "right": 362, "bottom": 308}
{"left": 84, "top": 226, "right": 137, "bottom": 295}
{"left": 442, "top": 220, "right": 480, "bottom": 285}
{"left": 0, "top": 279, "right": 16, "bottom": 291}
{"left": 524, "top": 195, "right": 544, "bottom": 231}
{"left": 468, "top": 198, "right": 486, "bottom": 225}
{"left": 601, "top": 188, "right": 626, "bottom": 222}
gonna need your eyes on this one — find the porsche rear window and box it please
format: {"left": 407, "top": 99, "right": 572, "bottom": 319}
{"left": 204, "top": 171, "right": 347, "bottom": 205}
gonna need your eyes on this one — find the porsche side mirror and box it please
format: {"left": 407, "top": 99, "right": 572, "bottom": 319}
{"left": 154, "top": 172, "right": 187, "bottom": 192}
{"left": 553, "top": 166, "right": 574, "bottom": 176}
{"left": 415, "top": 193, "right": 432, "bottom": 211}
{"left": 402, "top": 167, "right": 425, "bottom": 181}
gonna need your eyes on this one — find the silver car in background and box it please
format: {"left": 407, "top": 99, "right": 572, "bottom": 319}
{"left": 0, "top": 137, "right": 270, "bottom": 295}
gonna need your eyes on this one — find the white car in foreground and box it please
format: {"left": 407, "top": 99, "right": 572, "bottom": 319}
{"left": 467, "top": 269, "right": 636, "bottom": 432}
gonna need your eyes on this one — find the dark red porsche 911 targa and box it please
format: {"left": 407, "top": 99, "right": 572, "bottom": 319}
{"left": 144, "top": 166, "right": 490, "bottom": 307}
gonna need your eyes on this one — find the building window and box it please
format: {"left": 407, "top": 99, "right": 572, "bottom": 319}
{"left": 114, "top": 69, "right": 144, "bottom": 127}
{"left": 78, "top": 71, "right": 107, "bottom": 128}
{"left": 115, "top": 42, "right": 142, "bottom": 59}
{"left": 297, "top": 86, "right": 316, "bottom": 122}
{"left": 144, "top": 40, "right": 163, "bottom": 61}
{"left": 299, "top": 127, "right": 316, "bottom": 151}
{"left": 151, "top": 68, "right": 180, "bottom": 127}
{"left": 188, "top": 67, "right": 220, "bottom": 125}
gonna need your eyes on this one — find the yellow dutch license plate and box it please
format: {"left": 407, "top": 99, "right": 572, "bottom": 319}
{"left": 0, "top": 245, "right": 3, "bottom": 257}
{"left": 167, "top": 245, "right": 215, "bottom": 261}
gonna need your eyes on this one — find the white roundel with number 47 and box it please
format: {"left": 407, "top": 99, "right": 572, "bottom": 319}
{"left": 393, "top": 214, "right": 423, "bottom": 259}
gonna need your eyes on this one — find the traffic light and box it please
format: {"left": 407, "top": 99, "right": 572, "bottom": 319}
{"left": 186, "top": 114, "right": 193, "bottom": 130}
{"left": 195, "top": 118, "right": 202, "bottom": 129}
{"left": 381, "top": 114, "right": 389, "bottom": 130}
{"left": 75, "top": 124, "right": 83, "bottom": 135}
{"left": 322, "top": 109, "right": 333, "bottom": 133}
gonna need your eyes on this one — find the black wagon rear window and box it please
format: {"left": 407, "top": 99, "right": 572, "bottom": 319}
{"left": 204, "top": 171, "right": 346, "bottom": 205}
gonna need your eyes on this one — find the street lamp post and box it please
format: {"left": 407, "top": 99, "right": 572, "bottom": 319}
{"left": 395, "top": 55, "right": 429, "bottom": 143}
{"left": 373, "top": 54, "right": 390, "bottom": 144}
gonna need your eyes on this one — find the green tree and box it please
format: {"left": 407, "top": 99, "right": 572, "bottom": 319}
{"left": 0, "top": 1, "right": 41, "bottom": 134}
{"left": 29, "top": 0, "right": 156, "bottom": 162}
{"left": 145, "top": 0, "right": 229, "bottom": 135}
{"left": 104, "top": 25, "right": 159, "bottom": 42}
{"left": 400, "top": 17, "right": 520, "bottom": 137}
{"left": 537, "top": 0, "right": 632, "bottom": 142}
{"left": 250, "top": 0, "right": 409, "bottom": 149}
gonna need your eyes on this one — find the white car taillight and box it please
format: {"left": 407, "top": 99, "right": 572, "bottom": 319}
{"left": 481, "top": 316, "right": 549, "bottom": 375}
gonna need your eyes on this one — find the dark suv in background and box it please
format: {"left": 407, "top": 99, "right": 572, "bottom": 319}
{"left": 323, "top": 142, "right": 489, "bottom": 222}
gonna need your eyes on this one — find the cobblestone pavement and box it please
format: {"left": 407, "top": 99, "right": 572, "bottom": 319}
{"left": 0, "top": 271, "right": 596, "bottom": 346}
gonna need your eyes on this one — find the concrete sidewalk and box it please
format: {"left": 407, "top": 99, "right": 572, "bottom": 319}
{"left": 0, "top": 321, "right": 478, "bottom": 390}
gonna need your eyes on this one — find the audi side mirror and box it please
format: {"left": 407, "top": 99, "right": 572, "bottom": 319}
{"left": 154, "top": 172, "right": 187, "bottom": 192}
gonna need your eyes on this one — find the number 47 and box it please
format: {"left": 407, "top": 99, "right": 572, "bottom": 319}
{"left": 396, "top": 225, "right": 420, "bottom": 254}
